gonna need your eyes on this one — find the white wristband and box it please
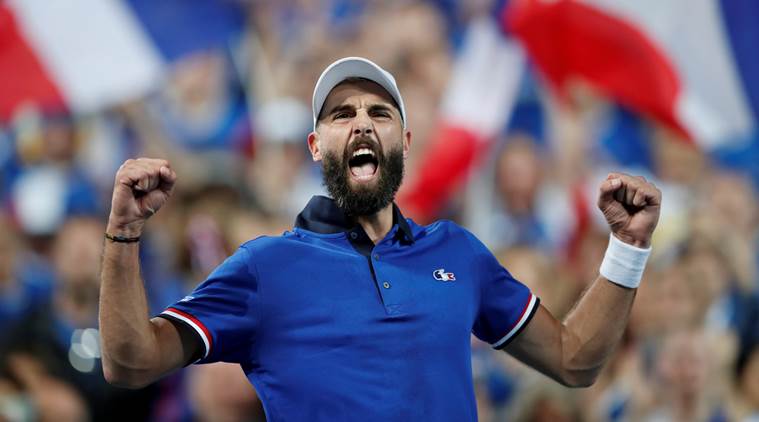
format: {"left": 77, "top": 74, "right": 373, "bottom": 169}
{"left": 599, "top": 234, "right": 651, "bottom": 289}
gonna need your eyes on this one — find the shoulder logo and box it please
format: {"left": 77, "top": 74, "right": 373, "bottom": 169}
{"left": 179, "top": 295, "right": 195, "bottom": 303}
{"left": 433, "top": 268, "right": 456, "bottom": 282}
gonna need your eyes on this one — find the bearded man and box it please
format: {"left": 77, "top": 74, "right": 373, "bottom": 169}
{"left": 100, "top": 57, "right": 661, "bottom": 421}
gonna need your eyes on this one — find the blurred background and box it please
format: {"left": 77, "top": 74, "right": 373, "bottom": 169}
{"left": 1, "top": 0, "right": 758, "bottom": 421}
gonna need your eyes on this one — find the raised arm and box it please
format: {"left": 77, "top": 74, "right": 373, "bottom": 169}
{"left": 99, "top": 158, "right": 199, "bottom": 388}
{"left": 505, "top": 173, "right": 661, "bottom": 387}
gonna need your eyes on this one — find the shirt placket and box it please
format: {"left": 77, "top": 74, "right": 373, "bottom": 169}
{"left": 347, "top": 226, "right": 405, "bottom": 315}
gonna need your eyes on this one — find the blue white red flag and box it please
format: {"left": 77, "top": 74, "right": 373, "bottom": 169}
{"left": 400, "top": 16, "right": 525, "bottom": 221}
{"left": 0, "top": 0, "right": 244, "bottom": 122}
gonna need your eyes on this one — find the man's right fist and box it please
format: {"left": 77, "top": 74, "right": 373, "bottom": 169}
{"left": 107, "top": 158, "right": 177, "bottom": 237}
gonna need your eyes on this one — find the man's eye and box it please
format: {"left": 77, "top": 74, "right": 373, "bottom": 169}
{"left": 334, "top": 112, "right": 351, "bottom": 119}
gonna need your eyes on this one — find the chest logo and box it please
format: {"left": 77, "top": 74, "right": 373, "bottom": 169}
{"left": 433, "top": 268, "right": 456, "bottom": 281}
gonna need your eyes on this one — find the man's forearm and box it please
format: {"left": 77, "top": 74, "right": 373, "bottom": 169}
{"left": 559, "top": 276, "right": 636, "bottom": 384}
{"left": 99, "top": 236, "right": 160, "bottom": 386}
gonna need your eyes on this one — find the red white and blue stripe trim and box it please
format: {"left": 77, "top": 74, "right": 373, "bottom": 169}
{"left": 492, "top": 293, "right": 539, "bottom": 349}
{"left": 161, "top": 307, "right": 212, "bottom": 359}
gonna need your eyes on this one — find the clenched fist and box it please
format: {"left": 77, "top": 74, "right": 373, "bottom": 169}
{"left": 597, "top": 173, "right": 662, "bottom": 248}
{"left": 107, "top": 158, "right": 177, "bottom": 237}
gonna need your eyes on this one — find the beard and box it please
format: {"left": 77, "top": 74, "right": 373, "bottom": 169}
{"left": 322, "top": 139, "right": 405, "bottom": 217}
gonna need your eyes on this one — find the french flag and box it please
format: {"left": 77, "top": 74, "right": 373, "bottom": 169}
{"left": 506, "top": 0, "right": 759, "bottom": 150}
{"left": 399, "top": 17, "right": 525, "bottom": 221}
{"left": 0, "top": 0, "right": 243, "bottom": 122}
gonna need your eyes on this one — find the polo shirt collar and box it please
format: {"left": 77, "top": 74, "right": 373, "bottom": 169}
{"left": 294, "top": 195, "right": 414, "bottom": 244}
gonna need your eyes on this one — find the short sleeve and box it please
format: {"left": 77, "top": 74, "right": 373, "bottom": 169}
{"left": 157, "top": 245, "right": 259, "bottom": 364}
{"left": 468, "top": 236, "right": 540, "bottom": 349}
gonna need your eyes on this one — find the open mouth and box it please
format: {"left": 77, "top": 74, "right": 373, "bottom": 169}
{"left": 348, "top": 146, "right": 379, "bottom": 181}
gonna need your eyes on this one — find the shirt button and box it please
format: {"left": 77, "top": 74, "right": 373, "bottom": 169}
{"left": 349, "top": 232, "right": 358, "bottom": 240}
{"left": 383, "top": 281, "right": 391, "bottom": 289}
{"left": 373, "top": 254, "right": 380, "bottom": 260}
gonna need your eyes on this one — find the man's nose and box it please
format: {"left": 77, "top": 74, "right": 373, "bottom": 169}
{"left": 353, "top": 115, "right": 373, "bottom": 136}
{"left": 353, "top": 126, "right": 373, "bottom": 136}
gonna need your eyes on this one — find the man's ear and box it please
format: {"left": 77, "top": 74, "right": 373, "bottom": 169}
{"left": 402, "top": 129, "right": 412, "bottom": 159}
{"left": 307, "top": 131, "right": 322, "bottom": 161}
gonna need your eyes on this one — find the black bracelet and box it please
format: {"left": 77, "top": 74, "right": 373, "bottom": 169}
{"left": 104, "top": 232, "right": 141, "bottom": 243}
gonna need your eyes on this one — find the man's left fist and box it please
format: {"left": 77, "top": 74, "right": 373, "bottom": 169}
{"left": 597, "top": 173, "right": 662, "bottom": 248}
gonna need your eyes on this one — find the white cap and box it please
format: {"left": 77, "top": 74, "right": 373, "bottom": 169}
{"left": 312, "top": 57, "right": 406, "bottom": 129}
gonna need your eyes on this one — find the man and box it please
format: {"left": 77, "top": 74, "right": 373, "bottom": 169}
{"left": 100, "top": 57, "right": 661, "bottom": 420}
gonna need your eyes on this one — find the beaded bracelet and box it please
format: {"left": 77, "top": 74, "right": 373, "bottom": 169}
{"left": 104, "top": 232, "right": 141, "bottom": 243}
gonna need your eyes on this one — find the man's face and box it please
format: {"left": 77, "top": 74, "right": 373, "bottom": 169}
{"left": 308, "top": 79, "right": 410, "bottom": 216}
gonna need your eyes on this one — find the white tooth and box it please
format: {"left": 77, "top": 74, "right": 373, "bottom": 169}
{"left": 353, "top": 148, "right": 373, "bottom": 157}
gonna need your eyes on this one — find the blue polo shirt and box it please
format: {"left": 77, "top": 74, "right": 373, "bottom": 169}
{"left": 159, "top": 196, "right": 539, "bottom": 421}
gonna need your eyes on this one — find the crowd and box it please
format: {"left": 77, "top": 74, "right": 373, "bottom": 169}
{"left": 1, "top": 1, "right": 757, "bottom": 421}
